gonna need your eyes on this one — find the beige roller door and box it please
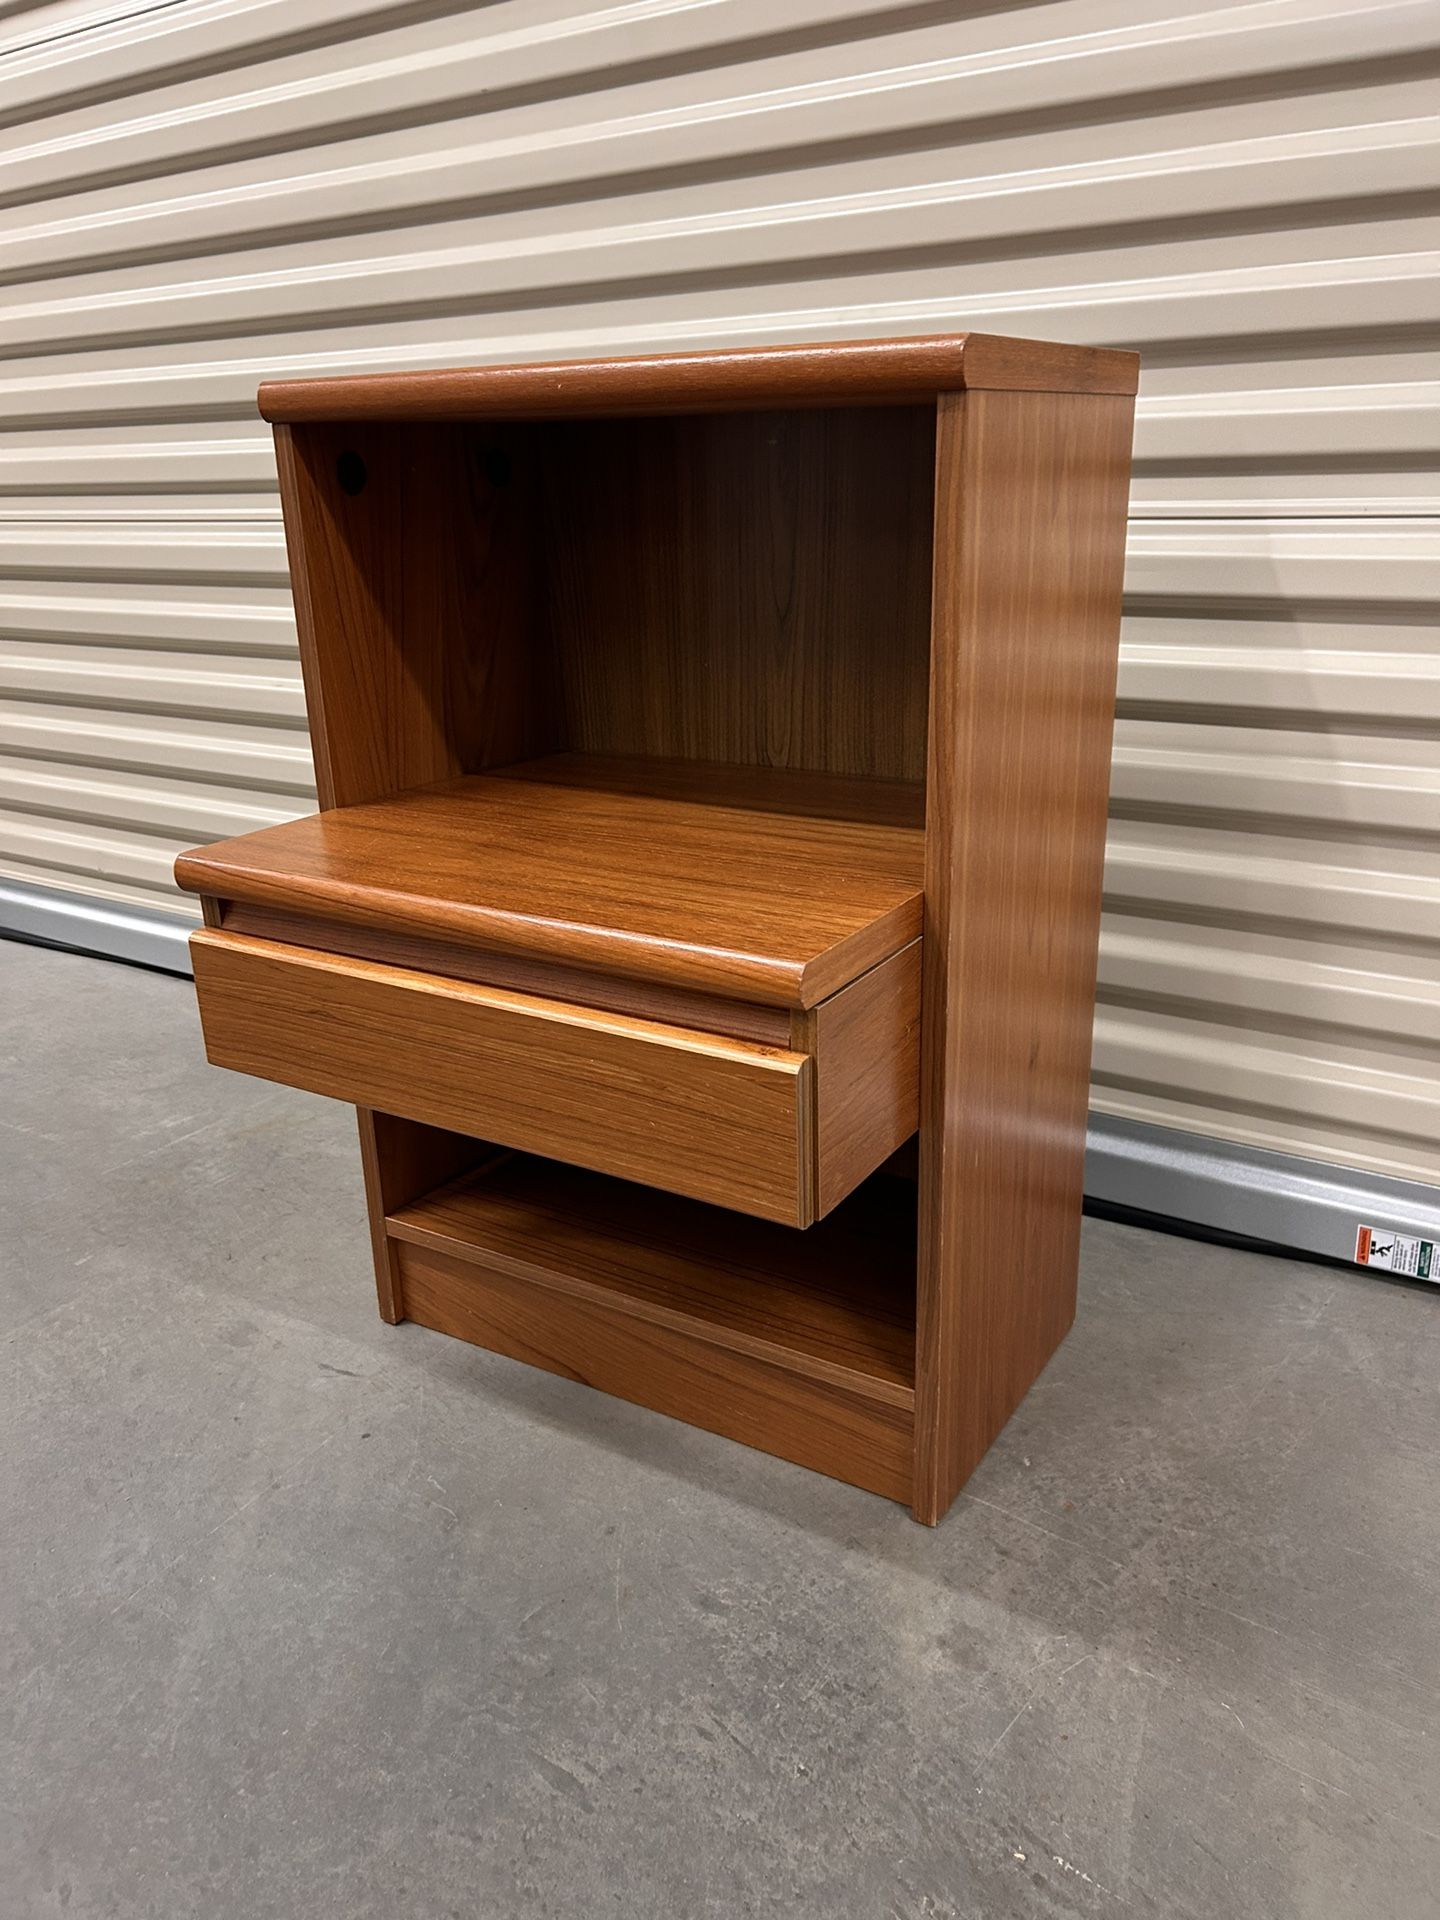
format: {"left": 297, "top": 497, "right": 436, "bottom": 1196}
{"left": 2, "top": 0, "right": 1437, "bottom": 1240}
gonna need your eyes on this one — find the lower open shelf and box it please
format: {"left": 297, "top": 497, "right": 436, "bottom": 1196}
{"left": 387, "top": 1151, "right": 918, "bottom": 1504}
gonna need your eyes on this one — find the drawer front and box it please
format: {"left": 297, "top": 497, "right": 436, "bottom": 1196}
{"left": 190, "top": 930, "right": 813, "bottom": 1224}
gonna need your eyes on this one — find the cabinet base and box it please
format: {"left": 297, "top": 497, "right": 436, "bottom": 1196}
{"left": 386, "top": 1152, "right": 920, "bottom": 1511}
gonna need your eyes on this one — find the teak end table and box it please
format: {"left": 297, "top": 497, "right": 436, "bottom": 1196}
{"left": 176, "top": 331, "right": 1139, "bottom": 1525}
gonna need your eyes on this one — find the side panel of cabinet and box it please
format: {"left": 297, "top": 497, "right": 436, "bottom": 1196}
{"left": 273, "top": 418, "right": 553, "bottom": 808}
{"left": 914, "top": 387, "right": 1135, "bottom": 1525}
{"left": 357, "top": 1116, "right": 498, "bottom": 1324}
{"left": 272, "top": 418, "right": 556, "bottom": 1316}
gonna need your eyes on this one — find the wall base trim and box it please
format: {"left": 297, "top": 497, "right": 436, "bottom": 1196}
{"left": 1087, "top": 1113, "right": 1440, "bottom": 1280}
{"left": 0, "top": 878, "right": 192, "bottom": 976}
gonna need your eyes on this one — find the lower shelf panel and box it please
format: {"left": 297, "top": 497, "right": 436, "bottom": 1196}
{"left": 388, "top": 1153, "right": 918, "bottom": 1506}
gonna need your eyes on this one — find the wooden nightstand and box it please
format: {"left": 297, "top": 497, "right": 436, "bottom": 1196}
{"left": 176, "top": 332, "right": 1137, "bottom": 1524}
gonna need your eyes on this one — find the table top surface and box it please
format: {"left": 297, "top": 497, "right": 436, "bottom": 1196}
{"left": 176, "top": 754, "right": 927, "bottom": 1009}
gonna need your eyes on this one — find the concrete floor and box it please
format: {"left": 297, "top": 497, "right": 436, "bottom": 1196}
{"left": 2, "top": 938, "right": 1438, "bottom": 1920}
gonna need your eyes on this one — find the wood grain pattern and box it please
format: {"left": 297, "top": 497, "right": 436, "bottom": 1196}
{"left": 356, "top": 1114, "right": 495, "bottom": 1323}
{"left": 798, "top": 943, "right": 922, "bottom": 1219}
{"left": 543, "top": 409, "right": 936, "bottom": 779}
{"left": 399, "top": 1243, "right": 914, "bottom": 1503}
{"left": 259, "top": 332, "right": 1139, "bottom": 422}
{"left": 499, "top": 746, "right": 926, "bottom": 828}
{"left": 202, "top": 908, "right": 922, "bottom": 1221}
{"left": 189, "top": 928, "right": 815, "bottom": 1224}
{"left": 389, "top": 1152, "right": 918, "bottom": 1501}
{"left": 913, "top": 387, "right": 1136, "bottom": 1525}
{"left": 389, "top": 1153, "right": 916, "bottom": 1401}
{"left": 273, "top": 414, "right": 561, "bottom": 1315}
{"left": 274, "top": 420, "right": 551, "bottom": 810}
{"left": 177, "top": 756, "right": 925, "bottom": 1010}
{"left": 217, "top": 902, "right": 794, "bottom": 1046}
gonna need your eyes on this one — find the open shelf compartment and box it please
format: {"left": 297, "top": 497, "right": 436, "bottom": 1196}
{"left": 387, "top": 1150, "right": 919, "bottom": 1503}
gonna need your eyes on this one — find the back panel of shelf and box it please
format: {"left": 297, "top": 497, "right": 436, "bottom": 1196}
{"left": 278, "top": 404, "right": 937, "bottom": 809}
{"left": 539, "top": 407, "right": 935, "bottom": 781}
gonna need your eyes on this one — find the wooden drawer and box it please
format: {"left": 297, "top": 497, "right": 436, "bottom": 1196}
{"left": 189, "top": 929, "right": 918, "bottom": 1225}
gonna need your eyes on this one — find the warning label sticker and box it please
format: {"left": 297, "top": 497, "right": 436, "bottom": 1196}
{"left": 1354, "top": 1224, "right": 1435, "bottom": 1281}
